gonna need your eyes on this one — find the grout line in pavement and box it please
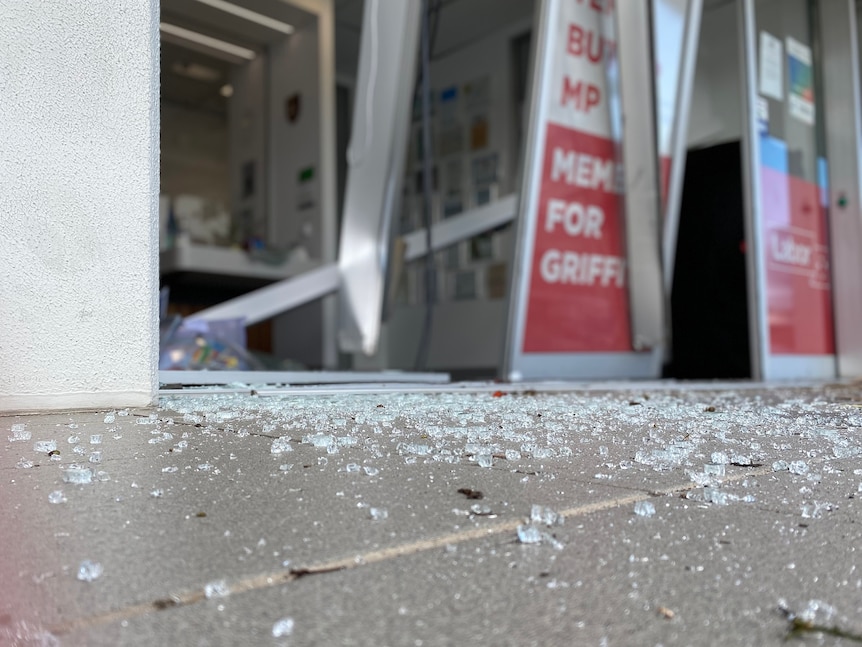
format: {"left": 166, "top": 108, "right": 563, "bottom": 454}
{"left": 48, "top": 463, "right": 776, "bottom": 637}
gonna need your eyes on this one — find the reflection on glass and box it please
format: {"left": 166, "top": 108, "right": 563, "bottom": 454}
{"left": 754, "top": 0, "right": 834, "bottom": 355}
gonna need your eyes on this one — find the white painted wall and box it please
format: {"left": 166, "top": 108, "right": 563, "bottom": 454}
{"left": 229, "top": 55, "right": 268, "bottom": 239}
{"left": 162, "top": 102, "right": 229, "bottom": 206}
{"left": 0, "top": 2, "right": 159, "bottom": 412}
{"left": 268, "top": 24, "right": 324, "bottom": 255}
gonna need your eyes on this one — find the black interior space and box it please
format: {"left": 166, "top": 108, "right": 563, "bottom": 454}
{"left": 666, "top": 140, "right": 751, "bottom": 379}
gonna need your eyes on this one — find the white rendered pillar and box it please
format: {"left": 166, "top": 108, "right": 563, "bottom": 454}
{"left": 0, "top": 1, "right": 160, "bottom": 412}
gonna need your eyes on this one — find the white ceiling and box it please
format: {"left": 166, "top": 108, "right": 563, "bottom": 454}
{"left": 161, "top": 0, "right": 537, "bottom": 112}
{"left": 161, "top": 0, "right": 316, "bottom": 48}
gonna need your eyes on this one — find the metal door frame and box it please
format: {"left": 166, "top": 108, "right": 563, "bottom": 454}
{"left": 739, "top": 0, "right": 860, "bottom": 379}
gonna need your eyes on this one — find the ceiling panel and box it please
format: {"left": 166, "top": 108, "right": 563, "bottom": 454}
{"left": 162, "top": 0, "right": 315, "bottom": 48}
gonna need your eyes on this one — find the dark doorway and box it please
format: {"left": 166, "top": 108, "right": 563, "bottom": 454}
{"left": 667, "top": 140, "right": 751, "bottom": 379}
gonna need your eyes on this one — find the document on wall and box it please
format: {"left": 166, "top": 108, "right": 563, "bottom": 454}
{"left": 759, "top": 31, "right": 783, "bottom": 101}
{"left": 787, "top": 36, "right": 815, "bottom": 126}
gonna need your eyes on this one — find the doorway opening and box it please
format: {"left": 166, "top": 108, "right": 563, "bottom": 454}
{"left": 665, "top": 0, "right": 752, "bottom": 379}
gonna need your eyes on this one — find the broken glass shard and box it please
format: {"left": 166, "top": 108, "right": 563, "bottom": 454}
{"left": 470, "top": 503, "right": 493, "bottom": 515}
{"left": 789, "top": 460, "right": 809, "bottom": 475}
{"left": 798, "top": 599, "right": 837, "bottom": 625}
{"left": 204, "top": 580, "right": 230, "bottom": 599}
{"left": 279, "top": 464, "right": 293, "bottom": 472}
{"left": 272, "top": 617, "right": 295, "bottom": 638}
{"left": 77, "top": 560, "right": 103, "bottom": 582}
{"left": 150, "top": 489, "right": 164, "bottom": 498}
{"left": 772, "top": 460, "right": 789, "bottom": 472}
{"left": 633, "top": 501, "right": 656, "bottom": 517}
{"left": 89, "top": 435, "right": 102, "bottom": 445}
{"left": 345, "top": 463, "right": 361, "bottom": 473}
{"left": 505, "top": 449, "right": 521, "bottom": 461}
{"left": 16, "top": 458, "right": 33, "bottom": 469}
{"left": 363, "top": 466, "right": 380, "bottom": 476}
{"left": 530, "top": 504, "right": 564, "bottom": 527}
{"left": 703, "top": 487, "right": 728, "bottom": 505}
{"left": 477, "top": 453, "right": 493, "bottom": 468}
{"left": 63, "top": 467, "right": 93, "bottom": 484}
{"left": 8, "top": 428, "right": 31, "bottom": 442}
{"left": 710, "top": 452, "right": 729, "bottom": 465}
{"left": 304, "top": 433, "right": 334, "bottom": 449}
{"left": 517, "top": 524, "right": 543, "bottom": 544}
{"left": 703, "top": 463, "right": 725, "bottom": 478}
{"left": 34, "top": 440, "right": 57, "bottom": 453}
{"left": 48, "top": 490, "right": 67, "bottom": 504}
{"left": 271, "top": 437, "right": 293, "bottom": 454}
{"left": 162, "top": 466, "right": 178, "bottom": 473}
{"left": 8, "top": 425, "right": 30, "bottom": 442}
{"left": 532, "top": 447, "right": 555, "bottom": 459}
{"left": 103, "top": 413, "right": 116, "bottom": 424}
{"left": 369, "top": 507, "right": 388, "bottom": 521}
{"left": 88, "top": 451, "right": 102, "bottom": 464}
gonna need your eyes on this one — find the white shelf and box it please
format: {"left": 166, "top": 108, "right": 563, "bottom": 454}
{"left": 160, "top": 241, "right": 319, "bottom": 282}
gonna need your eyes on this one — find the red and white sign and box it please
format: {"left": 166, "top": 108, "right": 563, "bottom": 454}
{"left": 520, "top": 0, "right": 632, "bottom": 353}
{"left": 760, "top": 169, "right": 834, "bottom": 355}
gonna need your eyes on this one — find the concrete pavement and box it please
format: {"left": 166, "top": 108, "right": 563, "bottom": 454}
{"left": 2, "top": 381, "right": 862, "bottom": 646}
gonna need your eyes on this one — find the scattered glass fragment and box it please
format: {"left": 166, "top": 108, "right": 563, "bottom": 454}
{"left": 88, "top": 451, "right": 102, "bottom": 464}
{"left": 204, "top": 580, "right": 230, "bottom": 599}
{"left": 470, "top": 503, "right": 493, "bottom": 516}
{"left": 150, "top": 489, "right": 164, "bottom": 498}
{"left": 63, "top": 467, "right": 93, "bottom": 484}
{"left": 403, "top": 443, "right": 432, "bottom": 456}
{"left": 72, "top": 445, "right": 85, "bottom": 455}
{"left": 48, "top": 491, "right": 67, "bottom": 504}
{"left": 532, "top": 447, "right": 555, "bottom": 459}
{"left": 517, "top": 524, "right": 543, "bottom": 544}
{"left": 345, "top": 463, "right": 361, "bottom": 473}
{"left": 279, "top": 464, "right": 293, "bottom": 472}
{"left": 703, "top": 463, "right": 725, "bottom": 478}
{"left": 34, "top": 440, "right": 57, "bottom": 453}
{"left": 530, "top": 504, "right": 564, "bottom": 526}
{"left": 16, "top": 458, "right": 33, "bottom": 469}
{"left": 505, "top": 449, "right": 521, "bottom": 461}
{"left": 633, "top": 501, "right": 656, "bottom": 517}
{"left": 798, "top": 599, "right": 837, "bottom": 625}
{"left": 8, "top": 428, "right": 31, "bottom": 442}
{"left": 304, "top": 433, "right": 334, "bottom": 449}
{"left": 772, "top": 460, "right": 789, "bottom": 472}
{"left": 104, "top": 413, "right": 116, "bottom": 424}
{"left": 77, "top": 560, "right": 103, "bottom": 582}
{"left": 369, "top": 507, "right": 388, "bottom": 521}
{"left": 162, "top": 466, "right": 178, "bottom": 473}
{"left": 703, "top": 487, "right": 728, "bottom": 505}
{"left": 272, "top": 618, "right": 295, "bottom": 638}
{"left": 363, "top": 466, "right": 380, "bottom": 476}
{"left": 89, "top": 435, "right": 102, "bottom": 445}
{"left": 271, "top": 437, "right": 293, "bottom": 454}
{"left": 789, "top": 461, "right": 809, "bottom": 475}
{"left": 710, "top": 452, "right": 729, "bottom": 465}
{"left": 476, "top": 453, "right": 493, "bottom": 468}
